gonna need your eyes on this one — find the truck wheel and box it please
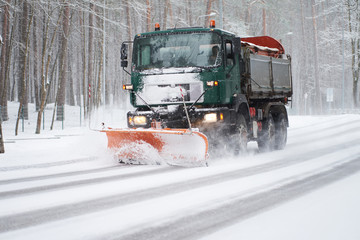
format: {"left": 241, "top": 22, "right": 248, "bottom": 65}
{"left": 257, "top": 113, "right": 275, "bottom": 152}
{"left": 275, "top": 113, "right": 287, "bottom": 150}
{"left": 233, "top": 114, "right": 248, "bottom": 155}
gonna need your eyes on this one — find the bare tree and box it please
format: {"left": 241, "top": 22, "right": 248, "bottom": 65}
{"left": 346, "top": 0, "right": 360, "bottom": 108}
{"left": 96, "top": 5, "right": 104, "bottom": 107}
{"left": 79, "top": 10, "right": 87, "bottom": 118}
{"left": 311, "top": 0, "right": 322, "bottom": 113}
{"left": 87, "top": 2, "right": 95, "bottom": 114}
{"left": 205, "top": 0, "right": 213, "bottom": 27}
{"left": 35, "top": 3, "right": 62, "bottom": 134}
{"left": 15, "top": 2, "right": 34, "bottom": 135}
{"left": 146, "top": 0, "right": 152, "bottom": 32}
{"left": 56, "top": 1, "right": 70, "bottom": 121}
{"left": 0, "top": 0, "right": 10, "bottom": 121}
{"left": 17, "top": 0, "right": 31, "bottom": 121}
{"left": 124, "top": 0, "right": 132, "bottom": 39}
{"left": 32, "top": 11, "right": 40, "bottom": 111}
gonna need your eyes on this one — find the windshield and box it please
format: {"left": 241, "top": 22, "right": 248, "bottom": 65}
{"left": 133, "top": 32, "right": 222, "bottom": 71}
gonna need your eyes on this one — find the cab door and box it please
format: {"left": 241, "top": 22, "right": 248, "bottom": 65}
{"left": 222, "top": 38, "right": 240, "bottom": 104}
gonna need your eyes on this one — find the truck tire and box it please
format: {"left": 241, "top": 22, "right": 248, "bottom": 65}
{"left": 233, "top": 114, "right": 248, "bottom": 155}
{"left": 275, "top": 113, "right": 287, "bottom": 150}
{"left": 257, "top": 113, "right": 275, "bottom": 152}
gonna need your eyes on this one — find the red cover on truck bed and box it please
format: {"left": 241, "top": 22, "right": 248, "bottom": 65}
{"left": 241, "top": 36, "right": 285, "bottom": 55}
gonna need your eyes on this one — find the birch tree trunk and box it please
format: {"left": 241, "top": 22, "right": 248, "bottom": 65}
{"left": 96, "top": 8, "right": 104, "bottom": 107}
{"left": 0, "top": 122, "right": 4, "bottom": 153}
{"left": 262, "top": 8, "right": 266, "bottom": 35}
{"left": 163, "top": 0, "right": 169, "bottom": 30}
{"left": 205, "top": 0, "right": 213, "bottom": 27}
{"left": 56, "top": 2, "right": 70, "bottom": 121}
{"left": 79, "top": 11, "right": 87, "bottom": 118}
{"left": 33, "top": 14, "right": 39, "bottom": 111}
{"left": 125, "top": 0, "right": 132, "bottom": 40}
{"left": 88, "top": 3, "right": 95, "bottom": 115}
{"left": 299, "top": 0, "right": 307, "bottom": 114}
{"left": 311, "top": 0, "right": 322, "bottom": 113}
{"left": 8, "top": 1, "right": 17, "bottom": 103}
{"left": 167, "top": 0, "right": 173, "bottom": 28}
{"left": 17, "top": 1, "right": 30, "bottom": 120}
{"left": 347, "top": 0, "right": 359, "bottom": 108}
{"left": 15, "top": 3, "right": 33, "bottom": 135}
{"left": 146, "top": 0, "right": 152, "bottom": 32}
{"left": 0, "top": 0, "right": 10, "bottom": 121}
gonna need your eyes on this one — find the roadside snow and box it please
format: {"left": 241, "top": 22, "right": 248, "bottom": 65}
{"left": 201, "top": 170, "right": 360, "bottom": 240}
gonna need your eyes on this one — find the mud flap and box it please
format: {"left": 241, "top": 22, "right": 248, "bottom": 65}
{"left": 102, "top": 128, "right": 209, "bottom": 166}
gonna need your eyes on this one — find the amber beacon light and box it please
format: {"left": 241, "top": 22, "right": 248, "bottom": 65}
{"left": 210, "top": 20, "right": 216, "bottom": 28}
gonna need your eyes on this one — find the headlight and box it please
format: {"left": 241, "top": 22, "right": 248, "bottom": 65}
{"left": 206, "top": 81, "right": 218, "bottom": 87}
{"left": 133, "top": 116, "right": 147, "bottom": 125}
{"left": 123, "top": 84, "right": 133, "bottom": 90}
{"left": 203, "top": 113, "right": 217, "bottom": 123}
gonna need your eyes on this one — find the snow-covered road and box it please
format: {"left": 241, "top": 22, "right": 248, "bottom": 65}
{"left": 1, "top": 114, "right": 360, "bottom": 240}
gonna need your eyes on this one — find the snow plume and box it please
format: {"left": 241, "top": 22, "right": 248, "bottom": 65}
{"left": 114, "top": 140, "right": 165, "bottom": 165}
{"left": 75, "top": 129, "right": 116, "bottom": 165}
{"left": 88, "top": 105, "right": 130, "bottom": 130}
{"left": 206, "top": 133, "right": 258, "bottom": 165}
{"left": 113, "top": 140, "right": 208, "bottom": 167}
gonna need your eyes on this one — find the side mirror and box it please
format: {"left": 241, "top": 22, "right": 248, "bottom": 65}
{"left": 233, "top": 37, "right": 241, "bottom": 54}
{"left": 120, "top": 41, "right": 132, "bottom": 76}
{"left": 121, "top": 43, "right": 128, "bottom": 60}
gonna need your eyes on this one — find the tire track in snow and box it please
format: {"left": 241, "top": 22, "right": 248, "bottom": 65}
{"left": 113, "top": 157, "right": 360, "bottom": 240}
{"left": 288, "top": 118, "right": 359, "bottom": 139}
{"left": 289, "top": 115, "right": 355, "bottom": 132}
{"left": 286, "top": 122, "right": 360, "bottom": 147}
{"left": 0, "top": 165, "right": 125, "bottom": 185}
{"left": 0, "top": 166, "right": 182, "bottom": 199}
{"left": 0, "top": 157, "right": 98, "bottom": 172}
{"left": 1, "top": 139, "right": 360, "bottom": 233}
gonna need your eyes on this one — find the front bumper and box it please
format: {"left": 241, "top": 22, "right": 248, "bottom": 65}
{"left": 127, "top": 106, "right": 235, "bottom": 131}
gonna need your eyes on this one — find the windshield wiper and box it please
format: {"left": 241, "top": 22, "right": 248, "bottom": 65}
{"left": 193, "top": 65, "right": 219, "bottom": 71}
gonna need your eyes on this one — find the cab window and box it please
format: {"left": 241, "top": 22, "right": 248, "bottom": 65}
{"left": 225, "top": 41, "right": 234, "bottom": 66}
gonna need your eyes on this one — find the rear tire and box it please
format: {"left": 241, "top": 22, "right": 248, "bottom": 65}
{"left": 275, "top": 113, "right": 287, "bottom": 150}
{"left": 257, "top": 113, "right": 275, "bottom": 152}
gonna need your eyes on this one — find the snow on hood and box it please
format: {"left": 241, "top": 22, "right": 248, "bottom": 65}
{"left": 137, "top": 72, "right": 203, "bottom": 105}
{"left": 141, "top": 67, "right": 201, "bottom": 75}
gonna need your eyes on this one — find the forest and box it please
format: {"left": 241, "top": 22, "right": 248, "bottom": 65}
{"left": 0, "top": 0, "right": 359, "bottom": 134}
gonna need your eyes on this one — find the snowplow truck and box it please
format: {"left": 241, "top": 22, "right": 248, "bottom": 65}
{"left": 104, "top": 20, "right": 292, "bottom": 165}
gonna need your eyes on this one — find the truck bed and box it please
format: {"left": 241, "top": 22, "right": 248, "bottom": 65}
{"left": 246, "top": 53, "right": 292, "bottom": 99}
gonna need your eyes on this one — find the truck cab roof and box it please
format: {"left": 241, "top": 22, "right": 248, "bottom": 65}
{"left": 135, "top": 27, "right": 236, "bottom": 39}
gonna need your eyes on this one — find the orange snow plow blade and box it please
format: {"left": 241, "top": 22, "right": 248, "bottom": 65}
{"left": 102, "top": 128, "right": 208, "bottom": 166}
